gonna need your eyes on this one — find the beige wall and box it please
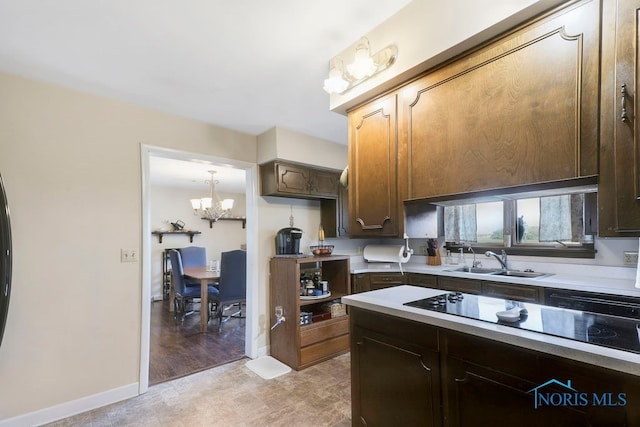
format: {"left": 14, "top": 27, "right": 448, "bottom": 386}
{"left": 0, "top": 72, "right": 258, "bottom": 421}
{"left": 0, "top": 71, "right": 349, "bottom": 424}
{"left": 257, "top": 127, "right": 348, "bottom": 170}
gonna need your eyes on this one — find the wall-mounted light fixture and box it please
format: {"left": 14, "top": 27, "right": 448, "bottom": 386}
{"left": 190, "top": 170, "right": 234, "bottom": 227}
{"left": 323, "top": 37, "right": 398, "bottom": 95}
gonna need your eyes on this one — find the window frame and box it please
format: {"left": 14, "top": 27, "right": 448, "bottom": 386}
{"left": 443, "top": 194, "right": 596, "bottom": 259}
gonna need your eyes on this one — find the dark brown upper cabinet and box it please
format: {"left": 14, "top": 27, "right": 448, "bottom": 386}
{"left": 261, "top": 160, "right": 346, "bottom": 238}
{"left": 260, "top": 160, "right": 340, "bottom": 199}
{"left": 320, "top": 185, "right": 349, "bottom": 238}
{"left": 399, "top": 0, "right": 600, "bottom": 201}
{"left": 348, "top": 93, "right": 403, "bottom": 238}
{"left": 599, "top": 0, "right": 640, "bottom": 236}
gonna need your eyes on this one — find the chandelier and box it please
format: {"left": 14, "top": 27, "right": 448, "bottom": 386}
{"left": 190, "top": 170, "right": 234, "bottom": 226}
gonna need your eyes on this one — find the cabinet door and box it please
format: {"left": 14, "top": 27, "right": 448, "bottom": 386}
{"left": 320, "top": 184, "right": 348, "bottom": 238}
{"left": 336, "top": 185, "right": 349, "bottom": 237}
{"left": 351, "top": 273, "right": 370, "bottom": 293}
{"left": 400, "top": 0, "right": 600, "bottom": 200}
{"left": 351, "top": 309, "right": 441, "bottom": 427}
{"left": 276, "top": 163, "right": 310, "bottom": 195}
{"left": 309, "top": 170, "right": 339, "bottom": 198}
{"left": 348, "top": 94, "right": 401, "bottom": 237}
{"left": 445, "top": 357, "right": 599, "bottom": 426}
{"left": 444, "top": 331, "right": 633, "bottom": 426}
{"left": 600, "top": 0, "right": 640, "bottom": 234}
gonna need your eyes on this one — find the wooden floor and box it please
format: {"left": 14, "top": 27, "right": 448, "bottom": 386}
{"left": 149, "top": 299, "right": 245, "bottom": 385}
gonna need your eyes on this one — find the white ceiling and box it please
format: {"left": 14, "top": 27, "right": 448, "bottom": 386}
{"left": 149, "top": 157, "right": 248, "bottom": 193}
{"left": 149, "top": 156, "right": 246, "bottom": 197}
{"left": 0, "top": 0, "right": 411, "bottom": 145}
{"left": 0, "top": 0, "right": 411, "bottom": 191}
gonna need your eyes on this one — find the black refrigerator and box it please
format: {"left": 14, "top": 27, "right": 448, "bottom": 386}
{"left": 0, "top": 173, "right": 11, "bottom": 348}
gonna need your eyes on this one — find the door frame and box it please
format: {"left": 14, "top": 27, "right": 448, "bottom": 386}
{"left": 139, "top": 144, "right": 259, "bottom": 393}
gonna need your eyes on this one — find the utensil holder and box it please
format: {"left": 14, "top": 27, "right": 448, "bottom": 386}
{"left": 427, "top": 253, "right": 441, "bottom": 266}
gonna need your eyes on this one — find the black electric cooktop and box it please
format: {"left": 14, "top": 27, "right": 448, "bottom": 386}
{"left": 404, "top": 293, "right": 640, "bottom": 354}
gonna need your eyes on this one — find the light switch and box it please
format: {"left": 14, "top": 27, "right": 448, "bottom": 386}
{"left": 121, "top": 249, "right": 138, "bottom": 262}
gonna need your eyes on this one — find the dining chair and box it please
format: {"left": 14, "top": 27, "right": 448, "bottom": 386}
{"left": 211, "top": 249, "right": 246, "bottom": 331}
{"left": 179, "top": 246, "right": 218, "bottom": 288}
{"left": 179, "top": 246, "right": 207, "bottom": 267}
{"left": 169, "top": 249, "right": 219, "bottom": 322}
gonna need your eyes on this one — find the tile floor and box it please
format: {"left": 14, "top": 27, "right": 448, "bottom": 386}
{"left": 45, "top": 353, "right": 351, "bottom": 427}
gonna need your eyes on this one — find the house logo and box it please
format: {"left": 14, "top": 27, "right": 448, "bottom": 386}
{"left": 528, "top": 379, "right": 627, "bottom": 409}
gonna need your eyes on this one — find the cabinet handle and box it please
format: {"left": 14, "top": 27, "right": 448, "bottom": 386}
{"left": 621, "top": 83, "right": 629, "bottom": 123}
{"left": 454, "top": 373, "right": 471, "bottom": 384}
{"left": 356, "top": 216, "right": 390, "bottom": 230}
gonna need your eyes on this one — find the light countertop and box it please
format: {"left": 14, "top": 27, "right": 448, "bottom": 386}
{"left": 349, "top": 258, "right": 640, "bottom": 298}
{"left": 342, "top": 285, "right": 640, "bottom": 377}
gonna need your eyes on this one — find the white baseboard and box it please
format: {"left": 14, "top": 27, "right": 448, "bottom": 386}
{"left": 0, "top": 382, "right": 139, "bottom": 427}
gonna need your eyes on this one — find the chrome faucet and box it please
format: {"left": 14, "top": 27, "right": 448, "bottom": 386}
{"left": 468, "top": 246, "right": 481, "bottom": 268}
{"left": 485, "top": 250, "right": 508, "bottom": 271}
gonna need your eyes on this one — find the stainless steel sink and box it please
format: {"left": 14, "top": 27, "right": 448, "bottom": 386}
{"left": 490, "top": 270, "right": 553, "bottom": 279}
{"left": 446, "top": 267, "right": 503, "bottom": 274}
{"left": 445, "top": 267, "right": 552, "bottom": 279}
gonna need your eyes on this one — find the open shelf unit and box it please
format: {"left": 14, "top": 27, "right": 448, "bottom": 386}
{"left": 269, "top": 255, "right": 350, "bottom": 370}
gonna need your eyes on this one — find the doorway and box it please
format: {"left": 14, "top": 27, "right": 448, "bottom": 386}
{"left": 139, "top": 145, "right": 259, "bottom": 393}
{"left": 148, "top": 298, "right": 245, "bottom": 385}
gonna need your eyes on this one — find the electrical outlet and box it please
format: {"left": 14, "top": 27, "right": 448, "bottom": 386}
{"left": 275, "top": 305, "right": 284, "bottom": 318}
{"left": 121, "top": 249, "right": 138, "bottom": 262}
{"left": 623, "top": 251, "right": 638, "bottom": 265}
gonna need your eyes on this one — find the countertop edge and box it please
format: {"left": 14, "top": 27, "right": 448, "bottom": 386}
{"left": 342, "top": 286, "right": 640, "bottom": 377}
{"left": 349, "top": 261, "right": 640, "bottom": 297}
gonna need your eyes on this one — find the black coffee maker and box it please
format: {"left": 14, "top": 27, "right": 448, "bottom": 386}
{"left": 275, "top": 227, "right": 303, "bottom": 255}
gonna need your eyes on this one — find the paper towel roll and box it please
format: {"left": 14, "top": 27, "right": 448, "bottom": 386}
{"left": 363, "top": 245, "right": 412, "bottom": 264}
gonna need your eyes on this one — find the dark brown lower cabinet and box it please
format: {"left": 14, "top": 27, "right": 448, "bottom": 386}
{"left": 351, "top": 272, "right": 406, "bottom": 293}
{"left": 350, "top": 307, "right": 640, "bottom": 427}
{"left": 351, "top": 308, "right": 441, "bottom": 426}
{"left": 351, "top": 273, "right": 370, "bottom": 294}
{"left": 368, "top": 272, "right": 405, "bottom": 291}
{"left": 438, "top": 276, "right": 482, "bottom": 294}
{"left": 444, "top": 331, "right": 635, "bottom": 426}
{"left": 406, "top": 272, "right": 438, "bottom": 288}
{"left": 481, "top": 280, "right": 544, "bottom": 303}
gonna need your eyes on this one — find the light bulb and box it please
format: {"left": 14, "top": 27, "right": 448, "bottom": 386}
{"left": 323, "top": 67, "right": 349, "bottom": 94}
{"left": 347, "top": 40, "right": 376, "bottom": 79}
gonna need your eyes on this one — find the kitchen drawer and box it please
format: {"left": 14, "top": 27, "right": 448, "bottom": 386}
{"left": 369, "top": 272, "right": 405, "bottom": 290}
{"left": 300, "top": 334, "right": 350, "bottom": 367}
{"left": 438, "top": 277, "right": 481, "bottom": 294}
{"left": 300, "top": 316, "right": 349, "bottom": 347}
{"left": 482, "top": 281, "right": 543, "bottom": 303}
{"left": 406, "top": 273, "right": 437, "bottom": 288}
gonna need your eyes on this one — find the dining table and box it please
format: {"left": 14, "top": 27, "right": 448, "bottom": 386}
{"left": 183, "top": 266, "right": 220, "bottom": 332}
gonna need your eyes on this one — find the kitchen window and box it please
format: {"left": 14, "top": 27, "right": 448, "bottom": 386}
{"left": 443, "top": 191, "right": 596, "bottom": 258}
